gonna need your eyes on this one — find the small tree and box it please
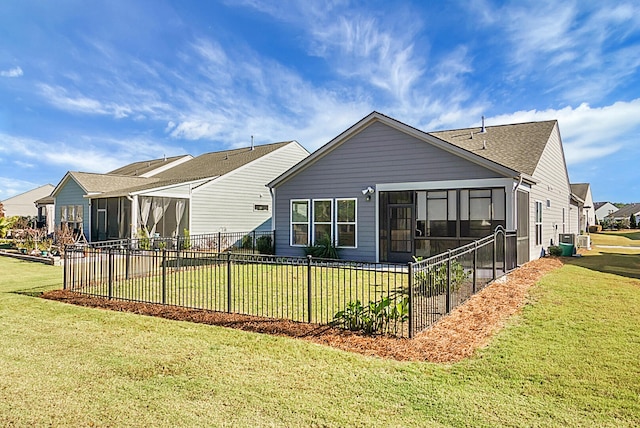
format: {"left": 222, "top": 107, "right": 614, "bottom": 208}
{"left": 631, "top": 213, "right": 638, "bottom": 229}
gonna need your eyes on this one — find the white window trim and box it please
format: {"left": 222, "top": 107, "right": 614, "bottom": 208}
{"left": 290, "top": 199, "right": 310, "bottom": 247}
{"left": 535, "top": 201, "right": 543, "bottom": 246}
{"left": 336, "top": 198, "right": 357, "bottom": 248}
{"left": 312, "top": 199, "right": 334, "bottom": 245}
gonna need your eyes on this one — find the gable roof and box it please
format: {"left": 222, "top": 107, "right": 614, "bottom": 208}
{"left": 606, "top": 203, "right": 640, "bottom": 218}
{"left": 594, "top": 201, "right": 609, "bottom": 211}
{"left": 570, "top": 183, "right": 591, "bottom": 203}
{"left": 154, "top": 142, "right": 293, "bottom": 182}
{"left": 53, "top": 141, "right": 300, "bottom": 200}
{"left": 428, "top": 120, "right": 557, "bottom": 176}
{"left": 1, "top": 184, "right": 54, "bottom": 204}
{"left": 270, "top": 111, "right": 556, "bottom": 188}
{"left": 52, "top": 171, "right": 154, "bottom": 197}
{"left": 107, "top": 155, "right": 192, "bottom": 177}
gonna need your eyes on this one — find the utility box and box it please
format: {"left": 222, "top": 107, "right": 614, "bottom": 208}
{"left": 559, "top": 233, "right": 575, "bottom": 245}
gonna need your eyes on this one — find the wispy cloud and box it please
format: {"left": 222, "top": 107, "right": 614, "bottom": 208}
{"left": 486, "top": 98, "right": 640, "bottom": 165}
{"left": 493, "top": 1, "right": 640, "bottom": 103}
{"left": 0, "top": 66, "right": 23, "bottom": 77}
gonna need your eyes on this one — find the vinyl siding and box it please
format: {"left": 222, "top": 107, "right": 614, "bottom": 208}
{"left": 1, "top": 185, "right": 53, "bottom": 217}
{"left": 191, "top": 143, "right": 308, "bottom": 234}
{"left": 54, "top": 178, "right": 90, "bottom": 241}
{"left": 274, "top": 121, "right": 504, "bottom": 261}
{"left": 140, "top": 183, "right": 194, "bottom": 198}
{"left": 529, "top": 123, "right": 572, "bottom": 257}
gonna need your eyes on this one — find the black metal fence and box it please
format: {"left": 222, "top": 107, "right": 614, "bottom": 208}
{"left": 87, "top": 230, "right": 275, "bottom": 254}
{"left": 64, "top": 228, "right": 517, "bottom": 338}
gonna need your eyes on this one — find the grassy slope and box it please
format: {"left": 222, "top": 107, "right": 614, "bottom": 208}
{"left": 1, "top": 251, "right": 639, "bottom": 427}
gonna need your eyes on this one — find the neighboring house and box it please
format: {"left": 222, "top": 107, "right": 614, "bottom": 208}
{"left": 269, "top": 112, "right": 574, "bottom": 264}
{"left": 1, "top": 184, "right": 54, "bottom": 218}
{"left": 606, "top": 203, "right": 640, "bottom": 223}
{"left": 594, "top": 201, "right": 618, "bottom": 222}
{"left": 51, "top": 143, "right": 309, "bottom": 241}
{"left": 570, "top": 183, "right": 595, "bottom": 233}
{"left": 35, "top": 194, "right": 55, "bottom": 235}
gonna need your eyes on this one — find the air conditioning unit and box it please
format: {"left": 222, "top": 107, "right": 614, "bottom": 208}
{"left": 576, "top": 235, "right": 591, "bottom": 249}
{"left": 559, "top": 233, "right": 575, "bottom": 245}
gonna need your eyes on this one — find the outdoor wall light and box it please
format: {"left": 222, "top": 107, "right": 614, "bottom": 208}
{"left": 361, "top": 186, "right": 374, "bottom": 195}
{"left": 361, "top": 186, "right": 374, "bottom": 201}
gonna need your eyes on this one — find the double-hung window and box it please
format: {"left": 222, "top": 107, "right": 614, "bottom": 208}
{"left": 336, "top": 199, "right": 356, "bottom": 247}
{"left": 291, "top": 200, "right": 310, "bottom": 246}
{"left": 313, "top": 200, "right": 333, "bottom": 244}
{"left": 535, "top": 201, "right": 543, "bottom": 245}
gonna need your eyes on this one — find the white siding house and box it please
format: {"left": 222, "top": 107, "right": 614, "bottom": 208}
{"left": 51, "top": 143, "right": 309, "bottom": 242}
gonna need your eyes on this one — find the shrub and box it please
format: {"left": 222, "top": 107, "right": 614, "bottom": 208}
{"left": 181, "top": 229, "right": 191, "bottom": 250}
{"left": 304, "top": 234, "right": 340, "bottom": 259}
{"left": 548, "top": 245, "right": 563, "bottom": 257}
{"left": 412, "top": 257, "right": 469, "bottom": 297}
{"left": 588, "top": 225, "right": 602, "bottom": 233}
{"left": 332, "top": 296, "right": 409, "bottom": 335}
{"left": 256, "top": 235, "right": 274, "bottom": 254}
{"left": 241, "top": 234, "right": 254, "bottom": 250}
{"left": 136, "top": 228, "right": 150, "bottom": 250}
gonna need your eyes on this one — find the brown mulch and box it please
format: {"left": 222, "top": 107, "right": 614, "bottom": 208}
{"left": 41, "top": 257, "right": 563, "bottom": 363}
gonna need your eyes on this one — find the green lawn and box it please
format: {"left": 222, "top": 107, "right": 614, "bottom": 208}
{"left": 591, "top": 230, "right": 640, "bottom": 247}
{"left": 1, "top": 253, "right": 639, "bottom": 427}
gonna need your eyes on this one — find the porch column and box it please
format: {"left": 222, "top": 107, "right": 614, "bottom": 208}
{"left": 130, "top": 195, "right": 138, "bottom": 239}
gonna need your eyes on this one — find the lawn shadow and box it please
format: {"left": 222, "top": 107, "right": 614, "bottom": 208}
{"left": 563, "top": 251, "right": 640, "bottom": 280}
{"left": 10, "top": 285, "right": 55, "bottom": 298}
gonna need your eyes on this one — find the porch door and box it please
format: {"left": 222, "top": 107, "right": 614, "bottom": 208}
{"left": 97, "top": 209, "right": 107, "bottom": 241}
{"left": 517, "top": 190, "right": 529, "bottom": 265}
{"left": 387, "top": 204, "right": 414, "bottom": 263}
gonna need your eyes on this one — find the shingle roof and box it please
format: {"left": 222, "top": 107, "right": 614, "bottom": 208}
{"left": 606, "top": 203, "right": 640, "bottom": 218}
{"left": 107, "top": 155, "right": 190, "bottom": 176}
{"left": 154, "top": 142, "right": 292, "bottom": 182}
{"left": 428, "top": 120, "right": 558, "bottom": 176}
{"left": 71, "top": 142, "right": 295, "bottom": 199}
{"left": 570, "top": 183, "right": 590, "bottom": 202}
{"left": 68, "top": 172, "right": 158, "bottom": 194}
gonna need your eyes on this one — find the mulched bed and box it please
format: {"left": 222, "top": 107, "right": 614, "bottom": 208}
{"left": 41, "top": 257, "right": 563, "bottom": 363}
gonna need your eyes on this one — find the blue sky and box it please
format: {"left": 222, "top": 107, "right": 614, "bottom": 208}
{"left": 1, "top": 0, "right": 639, "bottom": 203}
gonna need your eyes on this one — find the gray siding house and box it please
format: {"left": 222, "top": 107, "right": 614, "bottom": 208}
{"left": 269, "top": 112, "right": 574, "bottom": 264}
{"left": 51, "top": 143, "right": 308, "bottom": 241}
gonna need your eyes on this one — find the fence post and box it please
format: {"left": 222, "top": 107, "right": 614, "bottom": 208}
{"left": 407, "top": 261, "right": 413, "bottom": 339}
{"left": 63, "top": 248, "right": 68, "bottom": 290}
{"left": 492, "top": 234, "right": 497, "bottom": 281}
{"left": 218, "top": 232, "right": 222, "bottom": 253}
{"left": 227, "top": 252, "right": 232, "bottom": 313}
{"left": 446, "top": 250, "right": 451, "bottom": 314}
{"left": 162, "top": 249, "right": 167, "bottom": 305}
{"left": 307, "top": 255, "right": 312, "bottom": 324}
{"left": 472, "top": 241, "right": 477, "bottom": 294}
{"left": 272, "top": 230, "right": 276, "bottom": 254}
{"left": 108, "top": 248, "right": 113, "bottom": 300}
{"left": 125, "top": 246, "right": 130, "bottom": 280}
{"left": 502, "top": 231, "right": 506, "bottom": 274}
{"left": 252, "top": 230, "right": 256, "bottom": 252}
